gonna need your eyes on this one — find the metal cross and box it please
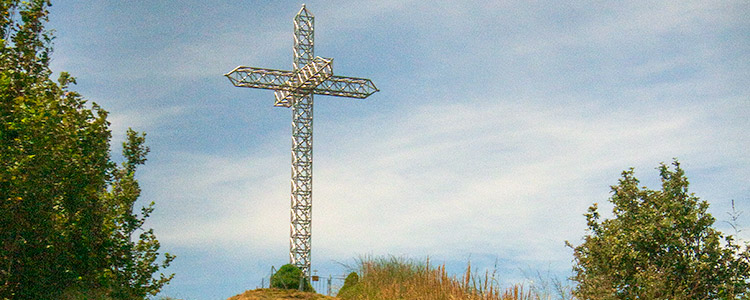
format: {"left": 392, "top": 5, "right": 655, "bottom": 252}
{"left": 225, "top": 5, "right": 378, "bottom": 278}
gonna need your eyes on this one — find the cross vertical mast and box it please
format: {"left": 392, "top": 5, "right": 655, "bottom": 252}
{"left": 290, "top": 5, "right": 314, "bottom": 277}
{"left": 225, "top": 4, "right": 377, "bottom": 282}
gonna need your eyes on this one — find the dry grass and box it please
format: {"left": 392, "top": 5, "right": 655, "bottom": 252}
{"left": 337, "top": 257, "right": 541, "bottom": 300}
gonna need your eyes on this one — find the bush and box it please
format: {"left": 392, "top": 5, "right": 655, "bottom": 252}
{"left": 569, "top": 161, "right": 750, "bottom": 299}
{"left": 337, "top": 272, "right": 359, "bottom": 296}
{"left": 270, "top": 264, "right": 315, "bottom": 292}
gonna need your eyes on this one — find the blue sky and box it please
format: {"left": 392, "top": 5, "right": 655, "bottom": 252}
{"left": 47, "top": 1, "right": 749, "bottom": 299}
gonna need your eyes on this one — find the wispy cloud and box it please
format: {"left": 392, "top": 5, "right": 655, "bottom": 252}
{"left": 142, "top": 90, "right": 747, "bottom": 267}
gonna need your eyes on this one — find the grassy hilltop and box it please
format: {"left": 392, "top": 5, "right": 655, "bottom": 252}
{"left": 228, "top": 288, "right": 335, "bottom": 300}
{"left": 226, "top": 257, "right": 569, "bottom": 300}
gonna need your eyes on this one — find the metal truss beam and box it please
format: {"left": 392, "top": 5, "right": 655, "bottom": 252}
{"left": 225, "top": 67, "right": 378, "bottom": 106}
{"left": 289, "top": 4, "right": 315, "bottom": 278}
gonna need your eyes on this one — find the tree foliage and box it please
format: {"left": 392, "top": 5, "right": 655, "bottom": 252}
{"left": 0, "top": 1, "right": 173, "bottom": 299}
{"left": 271, "top": 264, "right": 315, "bottom": 292}
{"left": 570, "top": 161, "right": 750, "bottom": 299}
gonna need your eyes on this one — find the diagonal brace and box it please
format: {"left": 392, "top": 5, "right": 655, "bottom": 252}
{"left": 274, "top": 57, "right": 333, "bottom": 106}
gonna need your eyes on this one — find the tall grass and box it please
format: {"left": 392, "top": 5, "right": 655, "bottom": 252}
{"left": 337, "top": 256, "right": 552, "bottom": 300}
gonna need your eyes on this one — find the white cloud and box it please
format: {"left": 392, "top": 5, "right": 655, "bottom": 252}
{"left": 141, "top": 149, "right": 289, "bottom": 249}
{"left": 107, "top": 105, "right": 187, "bottom": 145}
{"left": 141, "top": 89, "right": 748, "bottom": 269}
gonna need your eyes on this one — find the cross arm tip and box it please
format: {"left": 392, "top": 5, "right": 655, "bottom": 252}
{"left": 224, "top": 65, "right": 244, "bottom": 77}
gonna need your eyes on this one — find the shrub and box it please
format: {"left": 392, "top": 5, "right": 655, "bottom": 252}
{"left": 270, "top": 264, "right": 315, "bottom": 292}
{"left": 337, "top": 272, "right": 359, "bottom": 296}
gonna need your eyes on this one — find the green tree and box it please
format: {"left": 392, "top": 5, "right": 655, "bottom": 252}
{"left": 569, "top": 161, "right": 750, "bottom": 299}
{"left": 0, "top": 1, "right": 173, "bottom": 299}
{"left": 271, "top": 264, "right": 315, "bottom": 292}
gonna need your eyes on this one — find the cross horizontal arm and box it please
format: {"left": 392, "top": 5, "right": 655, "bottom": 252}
{"left": 225, "top": 56, "right": 332, "bottom": 93}
{"left": 225, "top": 66, "right": 292, "bottom": 90}
{"left": 273, "top": 75, "right": 379, "bottom": 107}
{"left": 226, "top": 64, "right": 378, "bottom": 106}
{"left": 312, "top": 76, "right": 378, "bottom": 99}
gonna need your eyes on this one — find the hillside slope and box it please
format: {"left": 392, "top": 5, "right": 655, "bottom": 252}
{"left": 227, "top": 288, "right": 337, "bottom": 300}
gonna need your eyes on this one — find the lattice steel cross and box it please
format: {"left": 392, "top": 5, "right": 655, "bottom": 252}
{"left": 225, "top": 5, "right": 378, "bottom": 278}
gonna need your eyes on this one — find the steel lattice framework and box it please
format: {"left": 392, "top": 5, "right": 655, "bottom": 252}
{"left": 225, "top": 5, "right": 377, "bottom": 277}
